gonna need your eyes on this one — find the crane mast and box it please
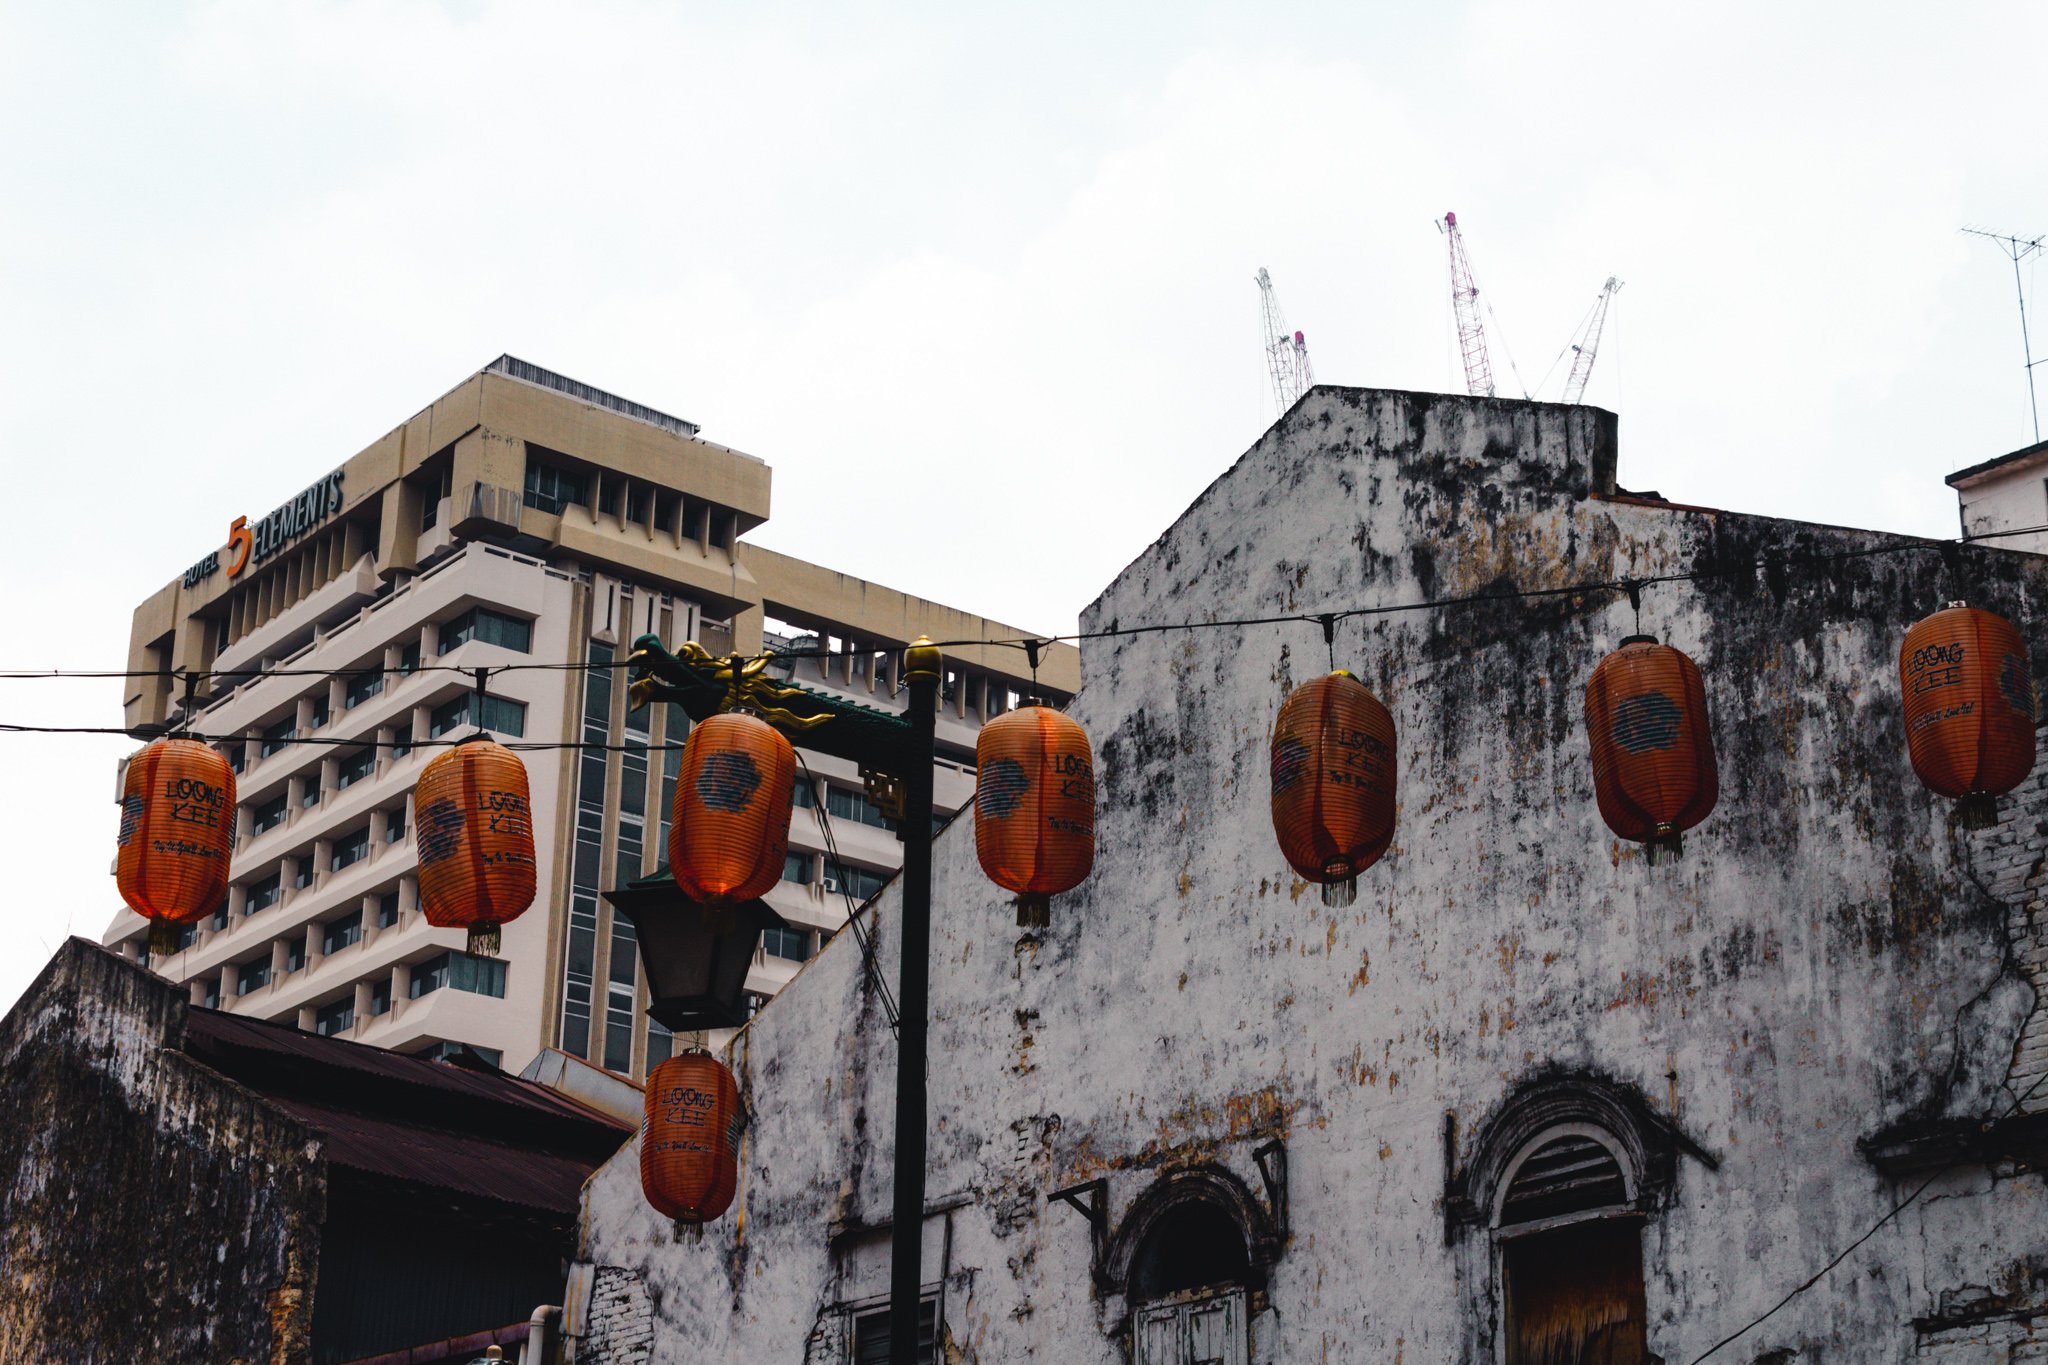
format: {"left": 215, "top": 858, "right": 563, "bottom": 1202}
{"left": 1438, "top": 211, "right": 1495, "bottom": 398}
{"left": 1255, "top": 267, "right": 1315, "bottom": 414}
{"left": 1562, "top": 276, "right": 1623, "bottom": 405}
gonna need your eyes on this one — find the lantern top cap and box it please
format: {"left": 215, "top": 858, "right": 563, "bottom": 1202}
{"left": 904, "top": 636, "right": 942, "bottom": 682}
{"left": 1328, "top": 669, "right": 1356, "bottom": 681}
{"left": 1619, "top": 634, "right": 1660, "bottom": 647}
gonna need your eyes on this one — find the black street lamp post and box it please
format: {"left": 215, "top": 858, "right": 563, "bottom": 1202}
{"left": 625, "top": 634, "right": 943, "bottom": 1365}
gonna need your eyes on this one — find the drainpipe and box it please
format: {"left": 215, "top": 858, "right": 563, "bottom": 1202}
{"left": 529, "top": 1304, "right": 562, "bottom": 1364}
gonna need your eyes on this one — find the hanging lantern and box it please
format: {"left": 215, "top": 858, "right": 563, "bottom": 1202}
{"left": 975, "top": 705, "right": 1095, "bottom": 927}
{"left": 1584, "top": 636, "right": 1718, "bottom": 862}
{"left": 117, "top": 738, "right": 237, "bottom": 957}
{"left": 641, "top": 1050, "right": 744, "bottom": 1223}
{"left": 1900, "top": 602, "right": 2037, "bottom": 829}
{"left": 1270, "top": 671, "right": 1397, "bottom": 907}
{"left": 414, "top": 737, "right": 538, "bottom": 956}
{"left": 669, "top": 712, "right": 797, "bottom": 909}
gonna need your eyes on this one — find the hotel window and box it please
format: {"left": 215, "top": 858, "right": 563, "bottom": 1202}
{"left": 337, "top": 747, "right": 375, "bottom": 789}
{"left": 211, "top": 900, "right": 229, "bottom": 932}
{"left": 792, "top": 777, "right": 818, "bottom": 810}
{"left": 236, "top": 955, "right": 270, "bottom": 996}
{"left": 397, "top": 640, "right": 421, "bottom": 676}
{"left": 384, "top": 805, "right": 408, "bottom": 842}
{"left": 307, "top": 695, "right": 330, "bottom": 730}
{"left": 625, "top": 485, "right": 650, "bottom": 524}
{"left": 783, "top": 852, "right": 812, "bottom": 884}
{"left": 315, "top": 997, "right": 354, "bottom": 1037}
{"left": 616, "top": 701, "right": 650, "bottom": 880}
{"left": 827, "top": 784, "right": 896, "bottom": 832}
{"left": 345, "top": 669, "right": 384, "bottom": 708}
{"left": 368, "top": 977, "right": 391, "bottom": 1016}
{"left": 654, "top": 704, "right": 686, "bottom": 855}
{"left": 439, "top": 607, "right": 533, "bottom": 655}
{"left": 653, "top": 490, "right": 679, "bottom": 534}
{"left": 175, "top": 921, "right": 201, "bottom": 953}
{"left": 283, "top": 940, "right": 305, "bottom": 974}
{"left": 390, "top": 723, "right": 413, "bottom": 759}
{"left": 259, "top": 716, "right": 297, "bottom": 757}
{"left": 293, "top": 859, "right": 314, "bottom": 890}
{"left": 198, "top": 978, "right": 220, "bottom": 1010}
{"left": 245, "top": 873, "right": 282, "bottom": 915}
{"left": 322, "top": 909, "right": 362, "bottom": 955}
{"left": 827, "top": 861, "right": 887, "bottom": 901}
{"left": 301, "top": 773, "right": 322, "bottom": 808}
{"left": 252, "top": 794, "right": 288, "bottom": 835}
{"left": 409, "top": 951, "right": 508, "bottom": 1000}
{"left": 429, "top": 693, "right": 527, "bottom": 739}
{"left": 523, "top": 461, "right": 588, "bottom": 515}
{"left": 377, "top": 889, "right": 401, "bottom": 928}
{"left": 415, "top": 1041, "right": 503, "bottom": 1067}
{"left": 221, "top": 741, "right": 245, "bottom": 775}
{"left": 763, "top": 926, "right": 811, "bottom": 962}
{"left": 559, "top": 642, "right": 611, "bottom": 1059}
{"left": 646, "top": 1017, "right": 675, "bottom": 1069}
{"left": 331, "top": 827, "right": 370, "bottom": 872}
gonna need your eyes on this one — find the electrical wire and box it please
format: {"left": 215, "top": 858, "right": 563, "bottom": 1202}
{"left": 793, "top": 751, "right": 901, "bottom": 1031}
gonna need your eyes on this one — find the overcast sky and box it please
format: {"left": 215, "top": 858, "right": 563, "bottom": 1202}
{"left": 3, "top": 0, "right": 2043, "bottom": 1013}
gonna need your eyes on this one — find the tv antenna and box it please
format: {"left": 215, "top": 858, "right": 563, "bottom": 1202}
{"left": 1961, "top": 226, "right": 2047, "bottom": 443}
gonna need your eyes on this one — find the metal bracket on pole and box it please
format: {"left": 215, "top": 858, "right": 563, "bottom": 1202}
{"left": 1252, "top": 1140, "right": 1289, "bottom": 1242}
{"left": 1048, "top": 1178, "right": 1109, "bottom": 1279}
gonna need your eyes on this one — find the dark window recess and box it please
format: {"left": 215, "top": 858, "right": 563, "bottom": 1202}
{"left": 625, "top": 485, "right": 650, "bottom": 524}
{"left": 1500, "top": 1136, "right": 1630, "bottom": 1227}
{"left": 385, "top": 807, "right": 408, "bottom": 842}
{"left": 409, "top": 952, "right": 508, "bottom": 1000}
{"left": 653, "top": 490, "right": 679, "bottom": 534}
{"left": 646, "top": 1018, "right": 675, "bottom": 1068}
{"left": 1504, "top": 1219, "right": 1648, "bottom": 1365}
{"left": 323, "top": 910, "right": 363, "bottom": 955}
{"left": 523, "top": 460, "right": 588, "bottom": 515}
{"left": 390, "top": 723, "right": 413, "bottom": 759}
{"left": 369, "top": 978, "right": 392, "bottom": 1016}
{"left": 259, "top": 717, "right": 297, "bottom": 757}
{"left": 307, "top": 695, "right": 330, "bottom": 730}
{"left": 377, "top": 890, "right": 401, "bottom": 928}
{"left": 315, "top": 997, "right": 354, "bottom": 1037}
{"left": 430, "top": 693, "right": 527, "bottom": 739}
{"left": 222, "top": 741, "right": 245, "bottom": 775}
{"left": 1129, "top": 1201, "right": 1251, "bottom": 1302}
{"left": 245, "top": 874, "right": 282, "bottom": 914}
{"left": 237, "top": 956, "right": 270, "bottom": 996}
{"left": 763, "top": 925, "right": 810, "bottom": 961}
{"left": 827, "top": 861, "right": 888, "bottom": 902}
{"left": 792, "top": 778, "right": 818, "bottom": 810}
{"left": 283, "top": 940, "right": 305, "bottom": 974}
{"left": 199, "top": 979, "right": 219, "bottom": 1010}
{"left": 338, "top": 748, "right": 376, "bottom": 789}
{"left": 252, "top": 795, "right": 288, "bottom": 835}
{"left": 345, "top": 669, "right": 384, "bottom": 708}
{"left": 440, "top": 607, "right": 533, "bottom": 655}
{"left": 176, "top": 921, "right": 201, "bottom": 952}
{"left": 414, "top": 1041, "right": 503, "bottom": 1067}
{"left": 211, "top": 901, "right": 229, "bottom": 932}
{"left": 827, "top": 784, "right": 896, "bottom": 831}
{"left": 294, "top": 860, "right": 314, "bottom": 890}
{"left": 852, "top": 1302, "right": 938, "bottom": 1365}
{"left": 398, "top": 640, "right": 421, "bottom": 676}
{"left": 783, "top": 852, "right": 812, "bottom": 884}
{"left": 301, "top": 774, "right": 322, "bottom": 809}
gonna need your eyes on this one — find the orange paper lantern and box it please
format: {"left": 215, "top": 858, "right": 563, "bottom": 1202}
{"left": 117, "top": 738, "right": 237, "bottom": 956}
{"left": 641, "top": 1050, "right": 744, "bottom": 1223}
{"left": 414, "top": 737, "right": 538, "bottom": 955}
{"left": 669, "top": 712, "right": 796, "bottom": 906}
{"left": 1584, "top": 636, "right": 1718, "bottom": 861}
{"left": 1900, "top": 603, "right": 2036, "bottom": 828}
{"left": 975, "top": 705, "right": 1095, "bottom": 926}
{"left": 1270, "top": 671, "right": 1397, "bottom": 906}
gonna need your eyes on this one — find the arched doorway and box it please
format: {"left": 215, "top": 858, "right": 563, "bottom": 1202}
{"left": 1127, "top": 1193, "right": 1254, "bottom": 1365}
{"left": 1495, "top": 1125, "right": 1647, "bottom": 1365}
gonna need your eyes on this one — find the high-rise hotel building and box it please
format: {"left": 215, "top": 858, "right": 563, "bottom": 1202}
{"left": 101, "top": 356, "right": 1077, "bottom": 1082}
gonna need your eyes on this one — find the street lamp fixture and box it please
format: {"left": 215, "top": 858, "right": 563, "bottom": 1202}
{"left": 603, "top": 876, "right": 787, "bottom": 1032}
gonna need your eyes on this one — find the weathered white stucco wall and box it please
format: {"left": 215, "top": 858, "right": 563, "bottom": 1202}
{"left": 578, "top": 389, "right": 2048, "bottom": 1364}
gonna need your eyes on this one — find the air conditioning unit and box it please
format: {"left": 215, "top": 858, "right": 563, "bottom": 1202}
{"left": 821, "top": 877, "right": 841, "bottom": 894}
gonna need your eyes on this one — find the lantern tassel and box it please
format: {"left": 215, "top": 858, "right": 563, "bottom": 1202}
{"left": 1955, "top": 793, "right": 2000, "bottom": 831}
{"left": 466, "top": 922, "right": 502, "bottom": 957}
{"left": 1321, "top": 877, "right": 1358, "bottom": 909}
{"left": 1645, "top": 828, "right": 1684, "bottom": 865}
{"left": 147, "top": 919, "right": 181, "bottom": 959}
{"left": 1015, "top": 894, "right": 1050, "bottom": 929}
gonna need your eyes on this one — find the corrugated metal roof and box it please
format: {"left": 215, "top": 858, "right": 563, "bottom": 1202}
{"left": 181, "top": 1008, "right": 630, "bottom": 1215}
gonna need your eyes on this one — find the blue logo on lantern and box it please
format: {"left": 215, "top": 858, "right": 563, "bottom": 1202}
{"left": 697, "top": 753, "right": 762, "bottom": 812}
{"left": 1271, "top": 735, "right": 1311, "bottom": 794}
{"left": 2000, "top": 651, "right": 2034, "bottom": 718}
{"left": 418, "top": 798, "right": 465, "bottom": 866}
{"left": 978, "top": 759, "right": 1029, "bottom": 820}
{"left": 1612, "top": 692, "right": 1681, "bottom": 753}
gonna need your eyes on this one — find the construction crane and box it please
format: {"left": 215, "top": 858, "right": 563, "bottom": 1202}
{"left": 1437, "top": 211, "right": 1495, "bottom": 397}
{"left": 1255, "top": 267, "right": 1315, "bottom": 414}
{"left": 1561, "top": 277, "right": 1623, "bottom": 405}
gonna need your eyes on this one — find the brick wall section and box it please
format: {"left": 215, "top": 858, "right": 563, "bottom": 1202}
{"left": 1967, "top": 722, "right": 2048, "bottom": 1114}
{"left": 576, "top": 1266, "right": 653, "bottom": 1365}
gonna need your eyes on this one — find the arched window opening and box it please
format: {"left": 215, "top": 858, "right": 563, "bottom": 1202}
{"left": 1497, "top": 1126, "right": 1647, "bottom": 1365}
{"left": 1129, "top": 1199, "right": 1251, "bottom": 1302}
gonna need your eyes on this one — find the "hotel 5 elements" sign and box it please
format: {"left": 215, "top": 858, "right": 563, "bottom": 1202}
{"left": 183, "top": 469, "right": 346, "bottom": 589}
